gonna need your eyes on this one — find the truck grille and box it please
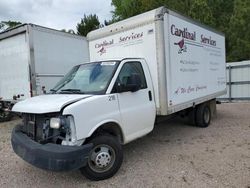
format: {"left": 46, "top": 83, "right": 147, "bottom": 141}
{"left": 20, "top": 113, "right": 59, "bottom": 143}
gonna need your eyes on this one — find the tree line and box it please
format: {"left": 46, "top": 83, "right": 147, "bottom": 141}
{"left": 110, "top": 0, "right": 250, "bottom": 62}
{"left": 1, "top": 0, "right": 249, "bottom": 62}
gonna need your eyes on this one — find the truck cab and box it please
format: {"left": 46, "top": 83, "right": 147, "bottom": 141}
{"left": 11, "top": 59, "right": 156, "bottom": 180}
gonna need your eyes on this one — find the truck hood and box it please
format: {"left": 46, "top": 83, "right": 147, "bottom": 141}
{"left": 12, "top": 94, "right": 92, "bottom": 114}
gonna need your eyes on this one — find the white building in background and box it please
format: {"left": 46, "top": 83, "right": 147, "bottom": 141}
{"left": 219, "top": 60, "right": 250, "bottom": 101}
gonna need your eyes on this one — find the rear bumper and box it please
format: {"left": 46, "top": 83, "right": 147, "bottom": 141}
{"left": 11, "top": 125, "right": 93, "bottom": 171}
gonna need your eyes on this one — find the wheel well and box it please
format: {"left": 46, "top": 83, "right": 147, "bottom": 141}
{"left": 90, "top": 122, "right": 124, "bottom": 144}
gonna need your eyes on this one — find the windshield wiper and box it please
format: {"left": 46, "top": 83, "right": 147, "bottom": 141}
{"left": 50, "top": 89, "right": 57, "bottom": 93}
{"left": 59, "top": 89, "right": 84, "bottom": 94}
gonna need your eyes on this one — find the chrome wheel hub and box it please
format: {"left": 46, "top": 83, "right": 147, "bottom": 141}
{"left": 95, "top": 151, "right": 111, "bottom": 167}
{"left": 88, "top": 144, "right": 116, "bottom": 173}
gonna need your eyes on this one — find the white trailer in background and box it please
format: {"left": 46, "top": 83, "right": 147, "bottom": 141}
{"left": 0, "top": 24, "right": 89, "bottom": 121}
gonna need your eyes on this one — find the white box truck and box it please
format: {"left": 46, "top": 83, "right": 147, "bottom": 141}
{"left": 0, "top": 24, "right": 89, "bottom": 121}
{"left": 11, "top": 7, "right": 226, "bottom": 180}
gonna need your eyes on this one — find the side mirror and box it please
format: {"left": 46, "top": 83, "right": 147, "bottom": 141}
{"left": 122, "top": 73, "right": 142, "bottom": 92}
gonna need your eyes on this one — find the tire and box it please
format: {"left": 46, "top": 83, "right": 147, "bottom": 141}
{"left": 195, "top": 104, "right": 211, "bottom": 128}
{"left": 80, "top": 135, "right": 123, "bottom": 181}
{"left": 188, "top": 108, "right": 196, "bottom": 126}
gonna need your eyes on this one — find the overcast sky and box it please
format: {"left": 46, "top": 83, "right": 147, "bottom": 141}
{"left": 0, "top": 0, "right": 113, "bottom": 31}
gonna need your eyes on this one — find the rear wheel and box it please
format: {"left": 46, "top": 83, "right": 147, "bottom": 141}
{"left": 195, "top": 104, "right": 211, "bottom": 128}
{"left": 187, "top": 108, "right": 196, "bottom": 125}
{"left": 80, "top": 135, "right": 123, "bottom": 181}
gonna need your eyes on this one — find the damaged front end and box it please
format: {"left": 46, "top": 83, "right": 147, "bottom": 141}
{"left": 19, "top": 113, "right": 77, "bottom": 145}
{"left": 11, "top": 113, "right": 93, "bottom": 171}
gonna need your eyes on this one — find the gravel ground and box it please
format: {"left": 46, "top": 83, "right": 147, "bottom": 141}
{"left": 0, "top": 102, "right": 249, "bottom": 188}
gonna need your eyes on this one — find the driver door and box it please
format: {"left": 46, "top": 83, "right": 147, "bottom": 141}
{"left": 112, "top": 60, "right": 156, "bottom": 143}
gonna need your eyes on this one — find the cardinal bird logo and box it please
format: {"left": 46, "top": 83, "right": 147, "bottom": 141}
{"left": 174, "top": 39, "right": 187, "bottom": 54}
{"left": 97, "top": 47, "right": 106, "bottom": 56}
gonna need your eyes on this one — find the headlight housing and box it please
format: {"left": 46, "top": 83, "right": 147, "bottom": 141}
{"left": 50, "top": 118, "right": 61, "bottom": 129}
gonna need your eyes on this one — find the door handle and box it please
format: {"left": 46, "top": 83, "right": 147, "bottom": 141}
{"left": 148, "top": 90, "right": 152, "bottom": 101}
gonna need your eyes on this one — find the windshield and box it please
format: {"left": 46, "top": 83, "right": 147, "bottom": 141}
{"left": 51, "top": 61, "right": 119, "bottom": 94}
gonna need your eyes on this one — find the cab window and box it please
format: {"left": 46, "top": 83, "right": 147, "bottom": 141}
{"left": 112, "top": 62, "right": 147, "bottom": 92}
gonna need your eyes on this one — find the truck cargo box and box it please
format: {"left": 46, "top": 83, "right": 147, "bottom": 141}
{"left": 88, "top": 7, "right": 226, "bottom": 115}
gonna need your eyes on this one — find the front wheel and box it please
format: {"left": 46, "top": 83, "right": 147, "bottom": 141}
{"left": 80, "top": 135, "right": 123, "bottom": 181}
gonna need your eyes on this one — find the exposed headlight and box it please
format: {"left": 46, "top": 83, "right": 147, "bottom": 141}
{"left": 50, "top": 118, "right": 61, "bottom": 129}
